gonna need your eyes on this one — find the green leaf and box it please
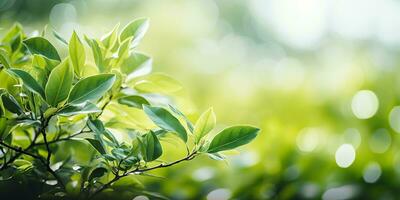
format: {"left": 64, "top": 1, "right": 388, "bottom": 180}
{"left": 52, "top": 30, "right": 68, "bottom": 45}
{"left": 117, "top": 95, "right": 149, "bottom": 109}
{"left": 69, "top": 31, "right": 86, "bottom": 77}
{"left": 23, "top": 37, "right": 61, "bottom": 61}
{"left": 143, "top": 131, "right": 162, "bottom": 162}
{"left": 88, "top": 167, "right": 107, "bottom": 182}
{"left": 57, "top": 101, "right": 101, "bottom": 116}
{"left": 120, "top": 52, "right": 152, "bottom": 80}
{"left": 132, "top": 137, "right": 144, "bottom": 158}
{"left": 116, "top": 37, "right": 132, "bottom": 66}
{"left": 132, "top": 73, "right": 183, "bottom": 94}
{"left": 1, "top": 93, "right": 23, "bottom": 114}
{"left": 32, "top": 54, "right": 60, "bottom": 72}
{"left": 67, "top": 74, "right": 116, "bottom": 105}
{"left": 10, "top": 33, "right": 22, "bottom": 53}
{"left": 13, "top": 159, "right": 33, "bottom": 171}
{"left": 207, "top": 126, "right": 260, "bottom": 153}
{"left": 8, "top": 69, "right": 45, "bottom": 99}
{"left": 85, "top": 36, "right": 105, "bottom": 72}
{"left": 0, "top": 49, "right": 11, "bottom": 68}
{"left": 101, "top": 23, "right": 119, "bottom": 50}
{"left": 86, "top": 138, "right": 106, "bottom": 155}
{"left": 120, "top": 18, "right": 149, "bottom": 48}
{"left": 87, "top": 118, "right": 118, "bottom": 144}
{"left": 168, "top": 104, "right": 194, "bottom": 133}
{"left": 194, "top": 108, "right": 216, "bottom": 143}
{"left": 45, "top": 58, "right": 74, "bottom": 106}
{"left": 143, "top": 105, "right": 187, "bottom": 142}
{"left": 0, "top": 117, "right": 9, "bottom": 139}
{"left": 2, "top": 23, "right": 23, "bottom": 44}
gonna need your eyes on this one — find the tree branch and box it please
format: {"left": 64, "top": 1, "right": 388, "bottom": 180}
{"left": 0, "top": 141, "right": 42, "bottom": 160}
{"left": 89, "top": 151, "right": 198, "bottom": 199}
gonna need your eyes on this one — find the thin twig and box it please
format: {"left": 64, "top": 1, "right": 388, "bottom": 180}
{"left": 89, "top": 151, "right": 198, "bottom": 199}
{"left": 0, "top": 141, "right": 41, "bottom": 160}
{"left": 35, "top": 130, "right": 91, "bottom": 146}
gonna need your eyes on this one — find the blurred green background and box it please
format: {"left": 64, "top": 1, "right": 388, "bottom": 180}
{"left": 2, "top": 0, "right": 400, "bottom": 199}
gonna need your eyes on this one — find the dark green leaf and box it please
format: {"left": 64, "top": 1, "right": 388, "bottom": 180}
{"left": 67, "top": 74, "right": 116, "bottom": 105}
{"left": 143, "top": 105, "right": 187, "bottom": 142}
{"left": 88, "top": 167, "right": 107, "bottom": 181}
{"left": 10, "top": 33, "right": 22, "bottom": 52}
{"left": 1, "top": 93, "right": 23, "bottom": 114}
{"left": 207, "top": 126, "right": 260, "bottom": 153}
{"left": 86, "top": 138, "right": 106, "bottom": 155}
{"left": 23, "top": 37, "right": 60, "bottom": 61}
{"left": 117, "top": 95, "right": 149, "bottom": 109}
{"left": 143, "top": 131, "right": 162, "bottom": 162}
{"left": 8, "top": 69, "right": 45, "bottom": 99}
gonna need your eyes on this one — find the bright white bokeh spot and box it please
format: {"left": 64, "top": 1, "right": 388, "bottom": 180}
{"left": 322, "top": 185, "right": 359, "bottom": 200}
{"left": 207, "top": 188, "right": 231, "bottom": 200}
{"left": 335, "top": 144, "right": 356, "bottom": 168}
{"left": 363, "top": 162, "right": 382, "bottom": 183}
{"left": 192, "top": 167, "right": 215, "bottom": 181}
{"left": 389, "top": 106, "right": 400, "bottom": 133}
{"left": 250, "top": 0, "right": 326, "bottom": 49}
{"left": 330, "top": 0, "right": 379, "bottom": 40}
{"left": 343, "top": 128, "right": 362, "bottom": 149}
{"left": 369, "top": 129, "right": 391, "bottom": 153}
{"left": 231, "top": 151, "right": 259, "bottom": 167}
{"left": 376, "top": 0, "right": 400, "bottom": 46}
{"left": 296, "top": 128, "right": 322, "bottom": 152}
{"left": 351, "top": 90, "right": 379, "bottom": 119}
{"left": 132, "top": 195, "right": 149, "bottom": 200}
{"left": 49, "top": 3, "right": 77, "bottom": 27}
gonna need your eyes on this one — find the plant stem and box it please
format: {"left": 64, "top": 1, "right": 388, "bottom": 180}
{"left": 89, "top": 151, "right": 198, "bottom": 199}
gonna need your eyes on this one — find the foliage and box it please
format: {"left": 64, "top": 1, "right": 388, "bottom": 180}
{"left": 0, "top": 19, "right": 259, "bottom": 199}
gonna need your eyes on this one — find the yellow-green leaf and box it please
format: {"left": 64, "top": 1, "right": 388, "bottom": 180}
{"left": 45, "top": 58, "right": 74, "bottom": 107}
{"left": 120, "top": 18, "right": 149, "bottom": 48}
{"left": 194, "top": 108, "right": 216, "bottom": 143}
{"left": 69, "top": 31, "right": 86, "bottom": 77}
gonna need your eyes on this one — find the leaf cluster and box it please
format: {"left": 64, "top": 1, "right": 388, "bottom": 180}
{"left": 0, "top": 19, "right": 259, "bottom": 199}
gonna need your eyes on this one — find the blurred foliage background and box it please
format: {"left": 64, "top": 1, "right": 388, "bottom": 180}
{"left": 2, "top": 0, "right": 400, "bottom": 199}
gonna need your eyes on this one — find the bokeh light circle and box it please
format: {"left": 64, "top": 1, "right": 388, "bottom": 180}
{"left": 351, "top": 90, "right": 379, "bottom": 119}
{"left": 335, "top": 144, "right": 356, "bottom": 168}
